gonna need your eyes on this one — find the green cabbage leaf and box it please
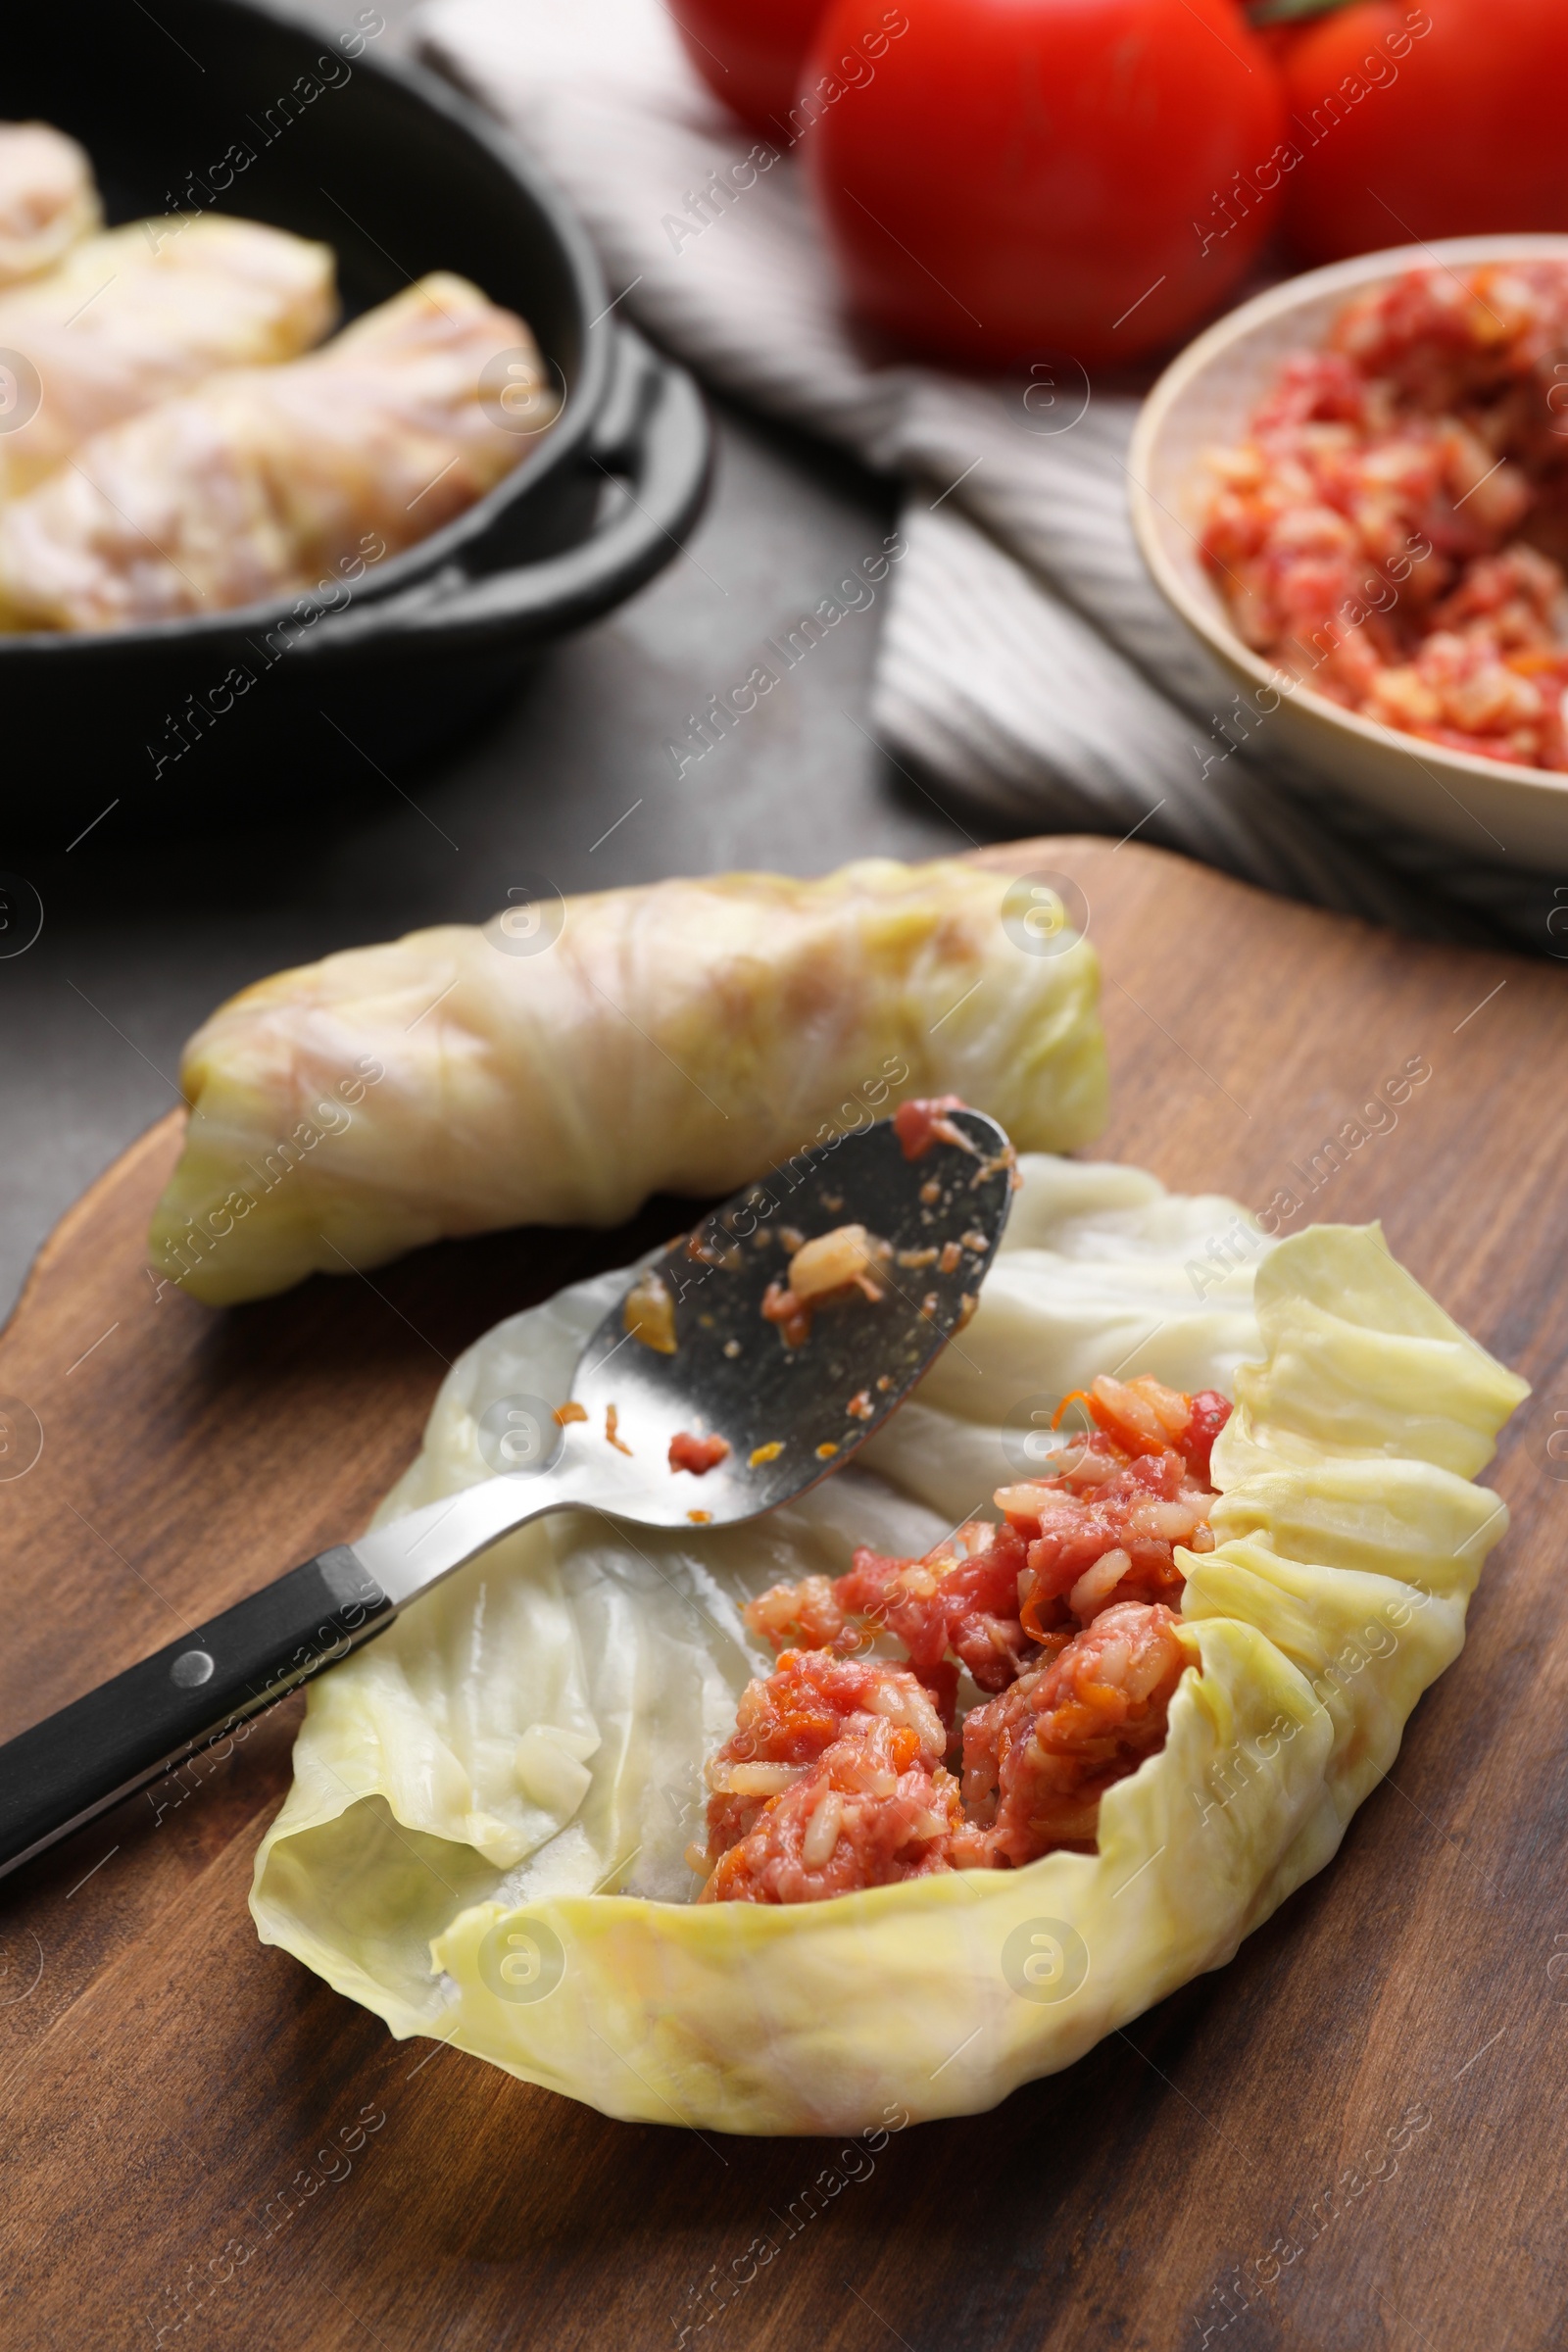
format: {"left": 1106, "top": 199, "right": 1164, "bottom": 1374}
{"left": 251, "top": 1158, "right": 1525, "bottom": 2133}
{"left": 151, "top": 858, "right": 1105, "bottom": 1305}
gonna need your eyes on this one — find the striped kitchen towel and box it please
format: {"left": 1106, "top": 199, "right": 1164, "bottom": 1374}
{"left": 418, "top": 0, "right": 1561, "bottom": 953}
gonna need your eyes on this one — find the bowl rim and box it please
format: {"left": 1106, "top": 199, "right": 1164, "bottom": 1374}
{"left": 1126, "top": 231, "right": 1568, "bottom": 808}
{"left": 0, "top": 0, "right": 613, "bottom": 661}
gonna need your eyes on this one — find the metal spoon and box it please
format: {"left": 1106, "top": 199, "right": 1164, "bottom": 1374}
{"left": 0, "top": 1106, "right": 1013, "bottom": 1881}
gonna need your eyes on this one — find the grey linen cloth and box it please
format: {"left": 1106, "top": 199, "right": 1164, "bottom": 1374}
{"left": 419, "top": 0, "right": 1564, "bottom": 953}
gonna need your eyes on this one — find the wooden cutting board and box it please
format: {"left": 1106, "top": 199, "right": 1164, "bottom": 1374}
{"left": 2, "top": 836, "right": 1564, "bottom": 2352}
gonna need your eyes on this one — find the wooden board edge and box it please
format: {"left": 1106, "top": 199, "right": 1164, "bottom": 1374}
{"left": 3, "top": 1104, "right": 187, "bottom": 1348}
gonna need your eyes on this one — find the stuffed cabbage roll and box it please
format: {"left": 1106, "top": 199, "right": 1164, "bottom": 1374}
{"left": 148, "top": 858, "right": 1107, "bottom": 1306}
{"left": 0, "top": 271, "right": 551, "bottom": 630}
{"left": 0, "top": 214, "right": 335, "bottom": 501}
{"left": 0, "top": 122, "right": 99, "bottom": 287}
{"left": 249, "top": 1167, "right": 1527, "bottom": 2133}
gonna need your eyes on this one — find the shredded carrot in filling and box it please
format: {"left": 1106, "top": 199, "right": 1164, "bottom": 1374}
{"left": 696, "top": 1374, "right": 1230, "bottom": 1903}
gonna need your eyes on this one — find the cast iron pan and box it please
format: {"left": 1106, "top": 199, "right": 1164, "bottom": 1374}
{"left": 2, "top": 0, "right": 712, "bottom": 841}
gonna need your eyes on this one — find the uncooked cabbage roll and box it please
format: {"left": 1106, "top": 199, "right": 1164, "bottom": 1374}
{"left": 249, "top": 1190, "right": 1525, "bottom": 2132}
{"left": 148, "top": 858, "right": 1107, "bottom": 1306}
{"left": 0, "top": 272, "right": 552, "bottom": 630}
{"left": 0, "top": 214, "right": 335, "bottom": 499}
{"left": 0, "top": 122, "right": 99, "bottom": 287}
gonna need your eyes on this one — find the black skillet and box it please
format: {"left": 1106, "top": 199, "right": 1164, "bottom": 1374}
{"left": 2, "top": 0, "right": 711, "bottom": 838}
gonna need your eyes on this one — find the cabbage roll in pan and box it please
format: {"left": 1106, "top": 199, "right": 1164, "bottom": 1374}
{"left": 0, "top": 272, "right": 557, "bottom": 631}
{"left": 0, "top": 122, "right": 99, "bottom": 288}
{"left": 0, "top": 214, "right": 335, "bottom": 499}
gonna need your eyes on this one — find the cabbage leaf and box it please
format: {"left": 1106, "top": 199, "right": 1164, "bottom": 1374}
{"left": 150, "top": 858, "right": 1105, "bottom": 1305}
{"left": 251, "top": 1158, "right": 1525, "bottom": 2133}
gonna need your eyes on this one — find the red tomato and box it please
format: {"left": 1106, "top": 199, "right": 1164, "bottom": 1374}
{"left": 1275, "top": 0, "right": 1568, "bottom": 264}
{"left": 668, "top": 0, "right": 831, "bottom": 137}
{"left": 801, "top": 0, "right": 1287, "bottom": 368}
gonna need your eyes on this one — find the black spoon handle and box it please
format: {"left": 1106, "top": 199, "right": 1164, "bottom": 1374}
{"left": 0, "top": 1547, "right": 393, "bottom": 1881}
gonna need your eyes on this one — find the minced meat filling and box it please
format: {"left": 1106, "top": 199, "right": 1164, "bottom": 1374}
{"left": 698, "top": 1651, "right": 961, "bottom": 1906}
{"left": 961, "top": 1601, "right": 1189, "bottom": 1865}
{"left": 695, "top": 1373, "right": 1230, "bottom": 1903}
{"left": 1203, "top": 262, "right": 1568, "bottom": 771}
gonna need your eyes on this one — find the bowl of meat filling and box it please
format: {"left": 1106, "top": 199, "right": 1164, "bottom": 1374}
{"left": 1127, "top": 236, "right": 1568, "bottom": 868}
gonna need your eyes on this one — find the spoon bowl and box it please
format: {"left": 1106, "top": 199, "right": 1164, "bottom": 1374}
{"left": 551, "top": 1102, "right": 1012, "bottom": 1528}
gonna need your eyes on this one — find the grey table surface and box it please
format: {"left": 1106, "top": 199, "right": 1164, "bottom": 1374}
{"left": 0, "top": 0, "right": 984, "bottom": 1326}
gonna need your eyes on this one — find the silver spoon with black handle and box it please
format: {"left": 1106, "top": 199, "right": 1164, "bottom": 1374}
{"left": 0, "top": 1105, "right": 1013, "bottom": 1882}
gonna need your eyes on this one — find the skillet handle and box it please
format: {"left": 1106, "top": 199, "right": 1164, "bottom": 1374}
{"left": 302, "top": 324, "right": 711, "bottom": 652}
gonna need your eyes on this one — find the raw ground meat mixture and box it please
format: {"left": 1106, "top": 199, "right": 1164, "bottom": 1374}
{"left": 695, "top": 1373, "right": 1229, "bottom": 1904}
{"left": 1203, "top": 263, "right": 1568, "bottom": 769}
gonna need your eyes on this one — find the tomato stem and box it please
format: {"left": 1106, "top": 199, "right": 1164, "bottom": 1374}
{"left": 1248, "top": 0, "right": 1362, "bottom": 24}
